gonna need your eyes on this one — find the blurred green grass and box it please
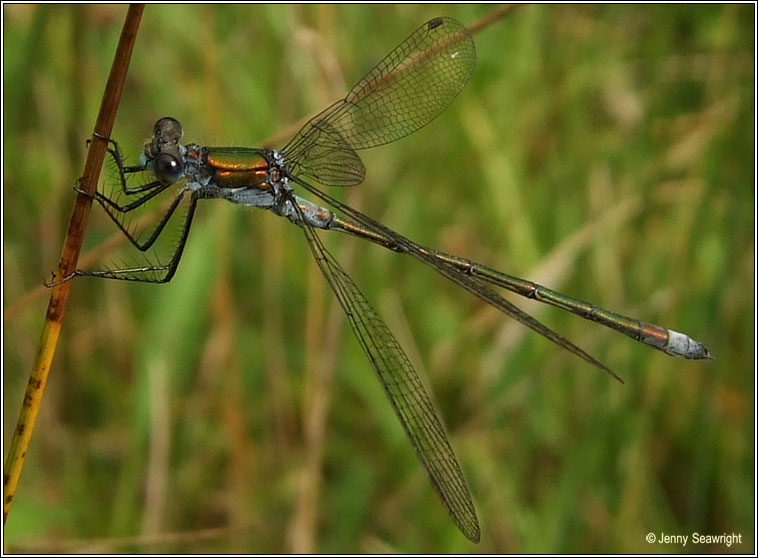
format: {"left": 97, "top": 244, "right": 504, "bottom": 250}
{"left": 2, "top": 4, "right": 753, "bottom": 553}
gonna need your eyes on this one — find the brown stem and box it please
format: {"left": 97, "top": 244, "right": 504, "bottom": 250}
{"left": 3, "top": 4, "right": 145, "bottom": 526}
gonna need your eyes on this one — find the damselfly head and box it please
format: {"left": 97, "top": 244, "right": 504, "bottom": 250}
{"left": 136, "top": 117, "right": 186, "bottom": 184}
{"left": 144, "top": 117, "right": 184, "bottom": 162}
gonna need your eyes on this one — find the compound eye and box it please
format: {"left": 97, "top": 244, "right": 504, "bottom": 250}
{"left": 154, "top": 152, "right": 183, "bottom": 185}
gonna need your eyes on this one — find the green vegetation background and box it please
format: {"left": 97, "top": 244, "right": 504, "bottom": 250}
{"left": 3, "top": 4, "right": 753, "bottom": 553}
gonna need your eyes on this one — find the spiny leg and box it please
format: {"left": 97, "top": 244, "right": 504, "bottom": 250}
{"left": 78, "top": 181, "right": 184, "bottom": 252}
{"left": 47, "top": 192, "right": 198, "bottom": 286}
{"left": 97, "top": 134, "right": 159, "bottom": 195}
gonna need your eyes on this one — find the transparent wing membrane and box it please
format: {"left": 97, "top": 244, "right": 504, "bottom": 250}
{"left": 281, "top": 17, "right": 475, "bottom": 185}
{"left": 296, "top": 201, "right": 480, "bottom": 541}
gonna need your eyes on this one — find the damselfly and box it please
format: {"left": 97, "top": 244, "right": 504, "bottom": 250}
{"left": 50, "top": 17, "right": 710, "bottom": 542}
